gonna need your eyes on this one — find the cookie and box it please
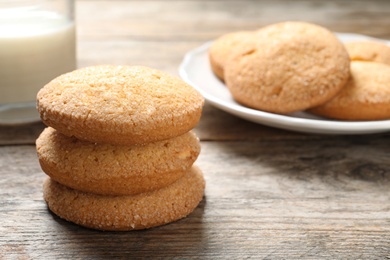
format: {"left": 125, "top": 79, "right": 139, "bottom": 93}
{"left": 309, "top": 61, "right": 390, "bottom": 120}
{"left": 43, "top": 166, "right": 205, "bottom": 231}
{"left": 36, "top": 127, "right": 200, "bottom": 196}
{"left": 37, "top": 65, "right": 204, "bottom": 145}
{"left": 209, "top": 31, "right": 254, "bottom": 81}
{"left": 224, "top": 21, "right": 350, "bottom": 114}
{"left": 345, "top": 41, "right": 390, "bottom": 65}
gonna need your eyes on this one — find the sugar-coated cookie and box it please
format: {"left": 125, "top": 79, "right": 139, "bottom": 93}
{"left": 309, "top": 61, "right": 390, "bottom": 120}
{"left": 209, "top": 31, "right": 254, "bottom": 81}
{"left": 224, "top": 21, "right": 350, "bottom": 114}
{"left": 37, "top": 65, "right": 204, "bottom": 145}
{"left": 345, "top": 41, "right": 390, "bottom": 65}
{"left": 36, "top": 127, "right": 200, "bottom": 196}
{"left": 43, "top": 166, "right": 205, "bottom": 231}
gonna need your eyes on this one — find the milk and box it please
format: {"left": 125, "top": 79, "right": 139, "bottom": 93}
{"left": 0, "top": 8, "right": 76, "bottom": 106}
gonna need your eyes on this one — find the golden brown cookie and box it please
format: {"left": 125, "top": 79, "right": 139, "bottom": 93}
{"left": 345, "top": 41, "right": 390, "bottom": 65}
{"left": 43, "top": 166, "right": 205, "bottom": 231}
{"left": 37, "top": 65, "right": 204, "bottom": 145}
{"left": 309, "top": 61, "right": 390, "bottom": 120}
{"left": 36, "top": 127, "right": 200, "bottom": 196}
{"left": 224, "top": 21, "right": 350, "bottom": 114}
{"left": 209, "top": 31, "right": 254, "bottom": 81}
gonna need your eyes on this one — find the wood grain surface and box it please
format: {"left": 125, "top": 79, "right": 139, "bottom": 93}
{"left": 1, "top": 0, "right": 390, "bottom": 259}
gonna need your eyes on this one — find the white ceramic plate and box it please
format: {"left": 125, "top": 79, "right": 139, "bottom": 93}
{"left": 179, "top": 33, "right": 390, "bottom": 135}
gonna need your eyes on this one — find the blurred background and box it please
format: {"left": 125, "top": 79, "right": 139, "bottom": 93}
{"left": 76, "top": 0, "right": 390, "bottom": 74}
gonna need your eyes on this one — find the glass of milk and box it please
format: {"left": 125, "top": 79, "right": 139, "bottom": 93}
{"left": 0, "top": 0, "right": 76, "bottom": 124}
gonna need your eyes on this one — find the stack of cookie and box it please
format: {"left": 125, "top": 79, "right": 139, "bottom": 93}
{"left": 36, "top": 65, "right": 205, "bottom": 231}
{"left": 209, "top": 21, "right": 390, "bottom": 121}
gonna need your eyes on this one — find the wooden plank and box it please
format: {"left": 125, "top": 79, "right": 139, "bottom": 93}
{"left": 2, "top": 102, "right": 372, "bottom": 146}
{"left": 77, "top": 40, "right": 203, "bottom": 74}
{"left": 76, "top": 0, "right": 390, "bottom": 41}
{"left": 1, "top": 137, "right": 389, "bottom": 258}
{"left": 0, "top": 122, "right": 46, "bottom": 146}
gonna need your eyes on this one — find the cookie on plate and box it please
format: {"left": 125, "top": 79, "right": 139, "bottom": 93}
{"left": 345, "top": 41, "right": 390, "bottom": 65}
{"left": 309, "top": 61, "right": 390, "bottom": 120}
{"left": 224, "top": 21, "right": 350, "bottom": 114}
{"left": 209, "top": 31, "right": 254, "bottom": 81}
{"left": 43, "top": 166, "right": 205, "bottom": 231}
{"left": 36, "top": 127, "right": 201, "bottom": 196}
{"left": 37, "top": 65, "right": 204, "bottom": 145}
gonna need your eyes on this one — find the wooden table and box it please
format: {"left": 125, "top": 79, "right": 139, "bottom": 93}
{"left": 1, "top": 0, "right": 390, "bottom": 258}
